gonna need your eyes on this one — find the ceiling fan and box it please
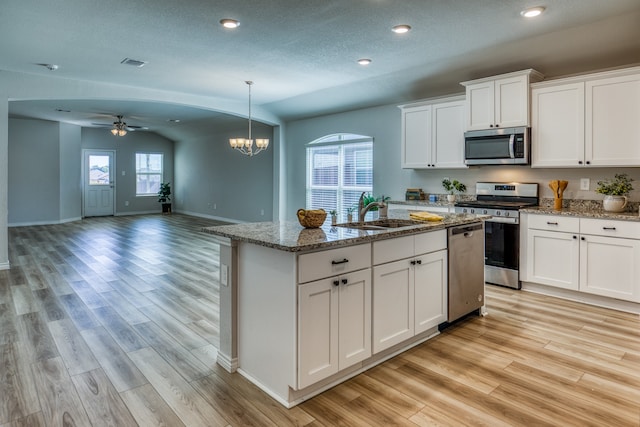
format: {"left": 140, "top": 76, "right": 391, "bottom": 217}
{"left": 91, "top": 115, "right": 149, "bottom": 136}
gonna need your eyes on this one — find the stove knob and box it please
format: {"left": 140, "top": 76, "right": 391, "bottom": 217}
{"left": 470, "top": 208, "right": 475, "bottom": 214}
{"left": 505, "top": 211, "right": 510, "bottom": 217}
{"left": 483, "top": 209, "right": 488, "bottom": 215}
{"left": 496, "top": 210, "right": 501, "bottom": 216}
{"left": 462, "top": 208, "right": 467, "bottom": 214}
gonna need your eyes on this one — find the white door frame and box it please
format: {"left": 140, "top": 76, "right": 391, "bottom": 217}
{"left": 82, "top": 149, "right": 116, "bottom": 217}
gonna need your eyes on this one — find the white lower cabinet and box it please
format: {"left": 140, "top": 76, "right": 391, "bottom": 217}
{"left": 298, "top": 268, "right": 371, "bottom": 389}
{"left": 579, "top": 235, "right": 640, "bottom": 302}
{"left": 372, "top": 248, "right": 447, "bottom": 354}
{"left": 524, "top": 214, "right": 640, "bottom": 303}
{"left": 527, "top": 229, "right": 579, "bottom": 290}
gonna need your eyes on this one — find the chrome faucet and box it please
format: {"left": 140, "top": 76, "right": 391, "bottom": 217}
{"left": 358, "top": 192, "right": 386, "bottom": 222}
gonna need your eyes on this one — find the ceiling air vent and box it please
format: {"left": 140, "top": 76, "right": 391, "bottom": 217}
{"left": 120, "top": 58, "right": 147, "bottom": 67}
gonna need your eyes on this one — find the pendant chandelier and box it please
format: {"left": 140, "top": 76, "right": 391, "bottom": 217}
{"left": 110, "top": 116, "right": 128, "bottom": 137}
{"left": 229, "top": 81, "right": 269, "bottom": 156}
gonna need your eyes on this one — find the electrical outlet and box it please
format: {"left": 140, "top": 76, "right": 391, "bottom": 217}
{"left": 260, "top": 209, "right": 265, "bottom": 216}
{"left": 124, "top": 201, "right": 129, "bottom": 206}
{"left": 213, "top": 203, "right": 217, "bottom": 210}
{"left": 580, "top": 178, "right": 590, "bottom": 191}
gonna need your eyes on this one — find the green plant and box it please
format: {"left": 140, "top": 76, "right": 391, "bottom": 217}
{"left": 362, "top": 193, "right": 378, "bottom": 211}
{"left": 329, "top": 210, "right": 337, "bottom": 216}
{"left": 442, "top": 178, "right": 466, "bottom": 195}
{"left": 346, "top": 205, "right": 357, "bottom": 214}
{"left": 596, "top": 174, "right": 634, "bottom": 196}
{"left": 158, "top": 182, "right": 171, "bottom": 203}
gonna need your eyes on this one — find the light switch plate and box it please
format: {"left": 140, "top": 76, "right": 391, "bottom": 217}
{"left": 221, "top": 264, "right": 228, "bottom": 286}
{"left": 580, "top": 178, "right": 590, "bottom": 191}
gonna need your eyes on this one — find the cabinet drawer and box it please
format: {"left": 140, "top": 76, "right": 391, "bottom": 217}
{"left": 580, "top": 218, "right": 640, "bottom": 239}
{"left": 298, "top": 244, "right": 371, "bottom": 283}
{"left": 528, "top": 214, "right": 579, "bottom": 233}
{"left": 414, "top": 230, "right": 447, "bottom": 255}
{"left": 373, "top": 235, "right": 414, "bottom": 265}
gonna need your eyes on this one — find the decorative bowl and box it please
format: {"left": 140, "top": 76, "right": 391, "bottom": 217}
{"left": 297, "top": 208, "right": 327, "bottom": 228}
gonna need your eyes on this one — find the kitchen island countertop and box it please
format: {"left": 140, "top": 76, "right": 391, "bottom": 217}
{"left": 202, "top": 210, "right": 486, "bottom": 252}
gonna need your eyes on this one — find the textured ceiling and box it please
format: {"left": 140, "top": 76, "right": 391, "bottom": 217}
{"left": 2, "top": 0, "right": 640, "bottom": 140}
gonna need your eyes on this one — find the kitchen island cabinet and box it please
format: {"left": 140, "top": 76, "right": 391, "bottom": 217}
{"left": 203, "top": 212, "right": 484, "bottom": 407}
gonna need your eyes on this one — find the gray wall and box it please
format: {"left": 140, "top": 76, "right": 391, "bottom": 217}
{"left": 284, "top": 103, "right": 640, "bottom": 219}
{"left": 59, "top": 122, "right": 82, "bottom": 221}
{"left": 8, "top": 118, "right": 175, "bottom": 225}
{"left": 82, "top": 128, "right": 174, "bottom": 215}
{"left": 8, "top": 118, "right": 62, "bottom": 224}
{"left": 174, "top": 122, "right": 274, "bottom": 223}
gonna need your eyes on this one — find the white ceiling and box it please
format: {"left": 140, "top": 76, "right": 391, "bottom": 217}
{"left": 3, "top": 0, "right": 640, "bottom": 140}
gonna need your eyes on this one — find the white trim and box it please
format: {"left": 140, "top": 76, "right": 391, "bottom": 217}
{"left": 216, "top": 352, "right": 238, "bottom": 373}
{"left": 0, "top": 261, "right": 10, "bottom": 271}
{"left": 175, "top": 209, "right": 243, "bottom": 224}
{"left": 522, "top": 281, "right": 640, "bottom": 314}
{"left": 8, "top": 216, "right": 82, "bottom": 227}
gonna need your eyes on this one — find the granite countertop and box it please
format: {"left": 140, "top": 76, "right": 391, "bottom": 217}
{"left": 202, "top": 209, "right": 487, "bottom": 252}
{"left": 522, "top": 206, "right": 640, "bottom": 222}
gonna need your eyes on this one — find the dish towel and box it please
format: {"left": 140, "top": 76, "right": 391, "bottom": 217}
{"left": 409, "top": 211, "right": 444, "bottom": 222}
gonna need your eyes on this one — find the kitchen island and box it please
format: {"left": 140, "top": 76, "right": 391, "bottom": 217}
{"left": 203, "top": 211, "right": 485, "bottom": 407}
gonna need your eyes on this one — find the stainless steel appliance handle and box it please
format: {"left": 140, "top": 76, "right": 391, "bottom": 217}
{"left": 486, "top": 216, "right": 519, "bottom": 224}
{"left": 508, "top": 134, "right": 515, "bottom": 158}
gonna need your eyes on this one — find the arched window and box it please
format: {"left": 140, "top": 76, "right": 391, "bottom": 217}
{"left": 306, "top": 133, "right": 373, "bottom": 222}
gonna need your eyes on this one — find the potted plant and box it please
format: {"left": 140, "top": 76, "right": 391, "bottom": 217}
{"left": 346, "top": 205, "right": 357, "bottom": 223}
{"left": 596, "top": 173, "right": 633, "bottom": 212}
{"left": 329, "top": 209, "right": 337, "bottom": 225}
{"left": 158, "top": 182, "right": 172, "bottom": 214}
{"left": 442, "top": 178, "right": 466, "bottom": 202}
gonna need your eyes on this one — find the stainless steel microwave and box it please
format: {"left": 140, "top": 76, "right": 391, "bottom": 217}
{"left": 464, "top": 126, "right": 530, "bottom": 165}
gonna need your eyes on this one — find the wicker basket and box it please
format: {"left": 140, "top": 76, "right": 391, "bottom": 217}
{"left": 297, "top": 208, "right": 327, "bottom": 228}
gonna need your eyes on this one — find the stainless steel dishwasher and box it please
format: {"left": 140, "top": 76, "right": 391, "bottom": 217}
{"left": 447, "top": 222, "right": 485, "bottom": 323}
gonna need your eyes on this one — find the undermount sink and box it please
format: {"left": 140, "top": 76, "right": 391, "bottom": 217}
{"left": 335, "top": 218, "right": 423, "bottom": 230}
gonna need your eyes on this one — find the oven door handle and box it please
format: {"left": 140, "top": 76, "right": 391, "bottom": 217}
{"left": 486, "top": 216, "right": 519, "bottom": 224}
{"left": 508, "top": 134, "right": 516, "bottom": 158}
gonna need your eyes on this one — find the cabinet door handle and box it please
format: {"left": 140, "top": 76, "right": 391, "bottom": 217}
{"left": 581, "top": 237, "right": 586, "bottom": 241}
{"left": 410, "top": 260, "right": 416, "bottom": 265}
{"left": 341, "top": 279, "right": 348, "bottom": 285}
{"left": 573, "top": 235, "right": 577, "bottom": 239}
{"left": 578, "top": 160, "right": 583, "bottom": 165}
{"left": 586, "top": 161, "right": 591, "bottom": 165}
{"left": 602, "top": 227, "right": 616, "bottom": 230}
{"left": 331, "top": 258, "right": 349, "bottom": 265}
{"left": 416, "top": 259, "right": 422, "bottom": 265}
{"left": 547, "top": 222, "right": 558, "bottom": 225}
{"left": 333, "top": 280, "right": 340, "bottom": 286}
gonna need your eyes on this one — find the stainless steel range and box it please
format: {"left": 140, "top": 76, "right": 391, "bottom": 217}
{"left": 454, "top": 182, "right": 539, "bottom": 289}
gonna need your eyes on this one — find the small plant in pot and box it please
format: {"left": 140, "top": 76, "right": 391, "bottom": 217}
{"left": 442, "top": 178, "right": 466, "bottom": 202}
{"left": 158, "top": 182, "right": 172, "bottom": 214}
{"left": 596, "top": 173, "right": 633, "bottom": 212}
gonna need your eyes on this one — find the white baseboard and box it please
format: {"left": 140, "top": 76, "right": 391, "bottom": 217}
{"left": 176, "top": 210, "right": 243, "bottom": 224}
{"left": 0, "top": 261, "right": 10, "bottom": 271}
{"left": 522, "top": 281, "right": 640, "bottom": 314}
{"left": 216, "top": 352, "right": 238, "bottom": 373}
{"left": 8, "top": 216, "right": 82, "bottom": 227}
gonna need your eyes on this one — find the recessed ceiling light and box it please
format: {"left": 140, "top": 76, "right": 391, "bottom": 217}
{"left": 520, "top": 6, "right": 545, "bottom": 18}
{"left": 167, "top": 119, "right": 181, "bottom": 123}
{"left": 357, "top": 58, "right": 372, "bottom": 66}
{"left": 392, "top": 25, "right": 412, "bottom": 34}
{"left": 55, "top": 108, "right": 71, "bottom": 113}
{"left": 220, "top": 19, "right": 240, "bottom": 29}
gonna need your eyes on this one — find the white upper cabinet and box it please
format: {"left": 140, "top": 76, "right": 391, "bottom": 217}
{"left": 532, "top": 66, "right": 640, "bottom": 168}
{"left": 531, "top": 82, "right": 585, "bottom": 167}
{"left": 461, "top": 69, "right": 543, "bottom": 131}
{"left": 399, "top": 96, "right": 466, "bottom": 169}
{"left": 586, "top": 72, "right": 640, "bottom": 166}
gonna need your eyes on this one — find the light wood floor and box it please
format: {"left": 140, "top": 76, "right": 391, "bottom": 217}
{"left": 1, "top": 214, "right": 639, "bottom": 426}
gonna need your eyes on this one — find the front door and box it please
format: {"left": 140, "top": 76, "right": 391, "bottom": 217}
{"left": 83, "top": 150, "right": 115, "bottom": 217}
